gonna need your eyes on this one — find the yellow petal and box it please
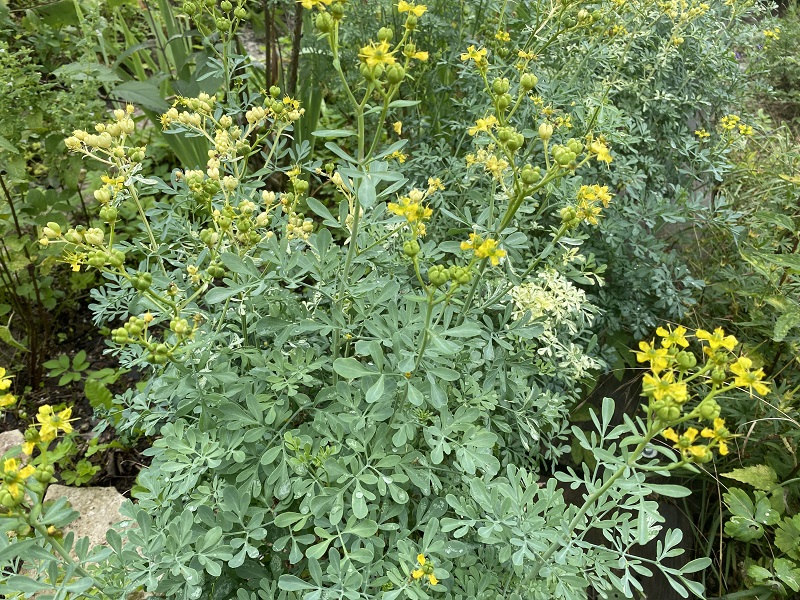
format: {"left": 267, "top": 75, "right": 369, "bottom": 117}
{"left": 662, "top": 428, "right": 679, "bottom": 444}
{"left": 417, "top": 553, "right": 426, "bottom": 565}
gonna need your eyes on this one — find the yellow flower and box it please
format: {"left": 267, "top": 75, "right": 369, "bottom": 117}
{"left": 387, "top": 193, "right": 433, "bottom": 223}
{"left": 701, "top": 418, "right": 732, "bottom": 455}
{"left": 398, "top": 1, "right": 427, "bottom": 16}
{"left": 412, "top": 568, "right": 424, "bottom": 579}
{"left": 417, "top": 553, "right": 426, "bottom": 565}
{"left": 577, "top": 184, "right": 613, "bottom": 207}
{"left": 298, "top": 0, "right": 333, "bottom": 10}
{"left": 730, "top": 356, "right": 770, "bottom": 396}
{"left": 656, "top": 325, "right": 689, "bottom": 349}
{"left": 468, "top": 115, "right": 498, "bottom": 136}
{"left": 460, "top": 45, "right": 488, "bottom": 63}
{"left": 0, "top": 393, "right": 15, "bottom": 408}
{"left": 412, "top": 50, "right": 429, "bottom": 61}
{"left": 461, "top": 233, "right": 483, "bottom": 252}
{"left": 483, "top": 154, "right": 508, "bottom": 178}
{"left": 636, "top": 340, "right": 669, "bottom": 373}
{"left": 695, "top": 129, "right": 710, "bottom": 139}
{"left": 2, "top": 458, "right": 35, "bottom": 501}
{"left": 474, "top": 238, "right": 506, "bottom": 266}
{"left": 495, "top": 30, "right": 511, "bottom": 42}
{"left": 696, "top": 328, "right": 737, "bottom": 351}
{"left": 719, "top": 114, "right": 741, "bottom": 131}
{"left": 427, "top": 177, "right": 445, "bottom": 192}
{"left": 738, "top": 124, "right": 754, "bottom": 136}
{"left": 589, "top": 139, "right": 612, "bottom": 164}
{"left": 0, "top": 367, "right": 11, "bottom": 390}
{"left": 36, "top": 405, "right": 75, "bottom": 443}
{"left": 359, "top": 40, "right": 397, "bottom": 68}
{"left": 428, "top": 574, "right": 438, "bottom": 585}
{"left": 393, "top": 121, "right": 403, "bottom": 135}
{"left": 643, "top": 371, "right": 687, "bottom": 403}
{"left": 662, "top": 428, "right": 709, "bottom": 461}
{"left": 389, "top": 150, "right": 408, "bottom": 163}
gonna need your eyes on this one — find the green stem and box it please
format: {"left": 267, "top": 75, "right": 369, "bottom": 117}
{"left": 28, "top": 519, "right": 113, "bottom": 599}
{"left": 536, "top": 432, "right": 654, "bottom": 568}
{"left": 414, "top": 291, "right": 436, "bottom": 371}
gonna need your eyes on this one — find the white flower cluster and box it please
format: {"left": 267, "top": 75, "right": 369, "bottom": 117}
{"left": 510, "top": 268, "right": 602, "bottom": 381}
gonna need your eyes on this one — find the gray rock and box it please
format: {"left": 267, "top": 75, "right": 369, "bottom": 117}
{"left": 44, "top": 484, "right": 126, "bottom": 550}
{"left": 0, "top": 429, "right": 24, "bottom": 457}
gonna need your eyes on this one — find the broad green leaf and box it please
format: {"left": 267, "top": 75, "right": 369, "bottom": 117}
{"left": 278, "top": 575, "right": 316, "bottom": 591}
{"left": 776, "top": 515, "right": 800, "bottom": 560}
{"left": 775, "top": 558, "right": 800, "bottom": 592}
{"left": 333, "top": 358, "right": 378, "bottom": 379}
{"left": 110, "top": 81, "right": 170, "bottom": 113}
{"left": 722, "top": 465, "right": 779, "bottom": 491}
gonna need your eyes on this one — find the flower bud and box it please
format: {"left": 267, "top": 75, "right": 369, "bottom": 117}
{"left": 378, "top": 27, "right": 393, "bottom": 42}
{"left": 99, "top": 205, "right": 118, "bottom": 223}
{"left": 316, "top": 11, "right": 334, "bottom": 32}
{"left": 234, "top": 6, "right": 247, "bottom": 19}
{"left": 221, "top": 0, "right": 232, "bottom": 10}
{"left": 538, "top": 122, "right": 553, "bottom": 141}
{"left": 427, "top": 265, "right": 450, "bottom": 287}
{"left": 331, "top": 2, "right": 345, "bottom": 19}
{"left": 520, "top": 72, "right": 538, "bottom": 91}
{"left": 43, "top": 222, "right": 62, "bottom": 238}
{"left": 386, "top": 64, "right": 406, "bottom": 85}
{"left": 403, "top": 240, "right": 420, "bottom": 257}
{"left": 84, "top": 228, "right": 105, "bottom": 246}
{"left": 492, "top": 77, "right": 510, "bottom": 95}
{"left": 496, "top": 93, "right": 512, "bottom": 111}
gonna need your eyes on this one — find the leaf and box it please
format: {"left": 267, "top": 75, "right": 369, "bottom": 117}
{"left": 763, "top": 253, "right": 800, "bottom": 273}
{"left": 775, "top": 558, "right": 800, "bottom": 592}
{"left": 723, "top": 488, "right": 780, "bottom": 541}
{"left": 722, "top": 465, "right": 779, "bottom": 491}
{"left": 333, "top": 358, "right": 378, "bottom": 379}
{"left": 3, "top": 575, "right": 52, "bottom": 592}
{"left": 278, "top": 575, "right": 316, "bottom": 591}
{"left": 365, "top": 376, "right": 385, "bottom": 404}
{"left": 311, "top": 129, "right": 357, "bottom": 138}
{"left": 306, "top": 198, "right": 340, "bottom": 228}
{"left": 776, "top": 515, "right": 800, "bottom": 560}
{"left": 344, "top": 519, "right": 378, "bottom": 538}
{"left": 774, "top": 309, "right": 800, "bottom": 342}
{"left": 0, "top": 325, "right": 28, "bottom": 352}
{"left": 110, "top": 81, "right": 170, "bottom": 113}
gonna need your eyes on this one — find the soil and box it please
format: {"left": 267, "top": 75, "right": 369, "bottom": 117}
{"left": 0, "top": 298, "right": 150, "bottom": 497}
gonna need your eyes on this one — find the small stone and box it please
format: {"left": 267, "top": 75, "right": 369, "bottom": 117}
{"left": 44, "top": 485, "right": 126, "bottom": 551}
{"left": 0, "top": 429, "right": 24, "bottom": 457}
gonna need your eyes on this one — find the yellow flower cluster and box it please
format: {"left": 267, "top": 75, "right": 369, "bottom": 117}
{"left": 588, "top": 138, "right": 613, "bottom": 164}
{"left": 1, "top": 458, "right": 35, "bottom": 505}
{"left": 298, "top": 0, "right": 333, "bottom": 10}
{"left": 359, "top": 40, "right": 397, "bottom": 68}
{"left": 694, "top": 129, "right": 710, "bottom": 139}
{"left": 763, "top": 27, "right": 780, "bottom": 40}
{"left": 411, "top": 554, "right": 438, "bottom": 586}
{"left": 460, "top": 233, "right": 507, "bottom": 266}
{"left": 635, "top": 325, "right": 771, "bottom": 464}
{"left": 574, "top": 184, "right": 613, "bottom": 225}
{"left": 460, "top": 45, "right": 488, "bottom": 69}
{"left": 0, "top": 367, "right": 15, "bottom": 409}
{"left": 388, "top": 188, "right": 435, "bottom": 237}
{"left": 719, "top": 114, "right": 741, "bottom": 131}
{"left": 465, "top": 146, "right": 509, "bottom": 181}
{"left": 397, "top": 1, "right": 427, "bottom": 16}
{"left": 468, "top": 115, "right": 498, "bottom": 136}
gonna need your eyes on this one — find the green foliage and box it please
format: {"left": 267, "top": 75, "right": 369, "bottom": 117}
{"left": 43, "top": 351, "right": 91, "bottom": 387}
